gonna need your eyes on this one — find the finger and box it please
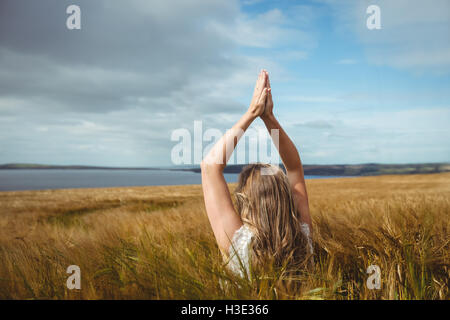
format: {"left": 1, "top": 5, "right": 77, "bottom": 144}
{"left": 260, "top": 70, "right": 267, "bottom": 90}
{"left": 254, "top": 70, "right": 265, "bottom": 93}
{"left": 256, "top": 71, "right": 266, "bottom": 95}
{"left": 260, "top": 69, "right": 267, "bottom": 84}
{"left": 265, "top": 71, "right": 271, "bottom": 89}
{"left": 264, "top": 87, "right": 272, "bottom": 105}
{"left": 258, "top": 87, "right": 268, "bottom": 103}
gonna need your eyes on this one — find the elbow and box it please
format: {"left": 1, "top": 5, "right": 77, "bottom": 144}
{"left": 200, "top": 159, "right": 225, "bottom": 173}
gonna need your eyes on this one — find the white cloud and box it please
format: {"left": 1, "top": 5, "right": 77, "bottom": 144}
{"left": 298, "top": 107, "right": 450, "bottom": 164}
{"left": 242, "top": 0, "right": 264, "bottom": 6}
{"left": 0, "top": 0, "right": 320, "bottom": 166}
{"left": 208, "top": 8, "right": 316, "bottom": 49}
{"left": 328, "top": 0, "right": 450, "bottom": 73}
{"left": 1, "top": 0, "right": 447, "bottom": 166}
{"left": 337, "top": 59, "right": 358, "bottom": 65}
{"left": 283, "top": 95, "right": 341, "bottom": 103}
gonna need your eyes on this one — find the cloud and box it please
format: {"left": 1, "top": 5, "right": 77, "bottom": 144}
{"left": 286, "top": 107, "right": 450, "bottom": 164}
{"left": 337, "top": 59, "right": 357, "bottom": 65}
{"left": 0, "top": 0, "right": 317, "bottom": 166}
{"left": 294, "top": 120, "right": 334, "bottom": 129}
{"left": 242, "top": 0, "right": 265, "bottom": 6}
{"left": 1, "top": 0, "right": 447, "bottom": 167}
{"left": 284, "top": 95, "right": 341, "bottom": 103}
{"left": 208, "top": 8, "right": 316, "bottom": 49}
{"left": 326, "top": 0, "right": 450, "bottom": 74}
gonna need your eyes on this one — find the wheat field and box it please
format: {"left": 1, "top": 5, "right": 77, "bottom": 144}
{"left": 0, "top": 173, "right": 448, "bottom": 300}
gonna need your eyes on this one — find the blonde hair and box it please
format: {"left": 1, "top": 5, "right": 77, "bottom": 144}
{"left": 235, "top": 163, "right": 310, "bottom": 273}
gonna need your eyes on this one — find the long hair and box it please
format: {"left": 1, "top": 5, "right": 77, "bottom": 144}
{"left": 234, "top": 163, "right": 310, "bottom": 273}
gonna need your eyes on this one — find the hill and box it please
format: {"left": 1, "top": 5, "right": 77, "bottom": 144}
{"left": 178, "top": 163, "right": 450, "bottom": 176}
{"left": 1, "top": 162, "right": 449, "bottom": 177}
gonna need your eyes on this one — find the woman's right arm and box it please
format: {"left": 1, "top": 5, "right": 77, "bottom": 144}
{"left": 260, "top": 72, "right": 312, "bottom": 230}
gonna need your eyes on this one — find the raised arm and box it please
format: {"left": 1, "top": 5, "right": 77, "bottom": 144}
{"left": 260, "top": 72, "right": 312, "bottom": 230}
{"left": 201, "top": 70, "right": 268, "bottom": 253}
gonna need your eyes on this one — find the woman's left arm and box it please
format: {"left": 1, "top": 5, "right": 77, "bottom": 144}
{"left": 201, "top": 70, "right": 268, "bottom": 253}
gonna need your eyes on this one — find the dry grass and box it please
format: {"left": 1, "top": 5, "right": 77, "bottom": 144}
{"left": 0, "top": 173, "right": 449, "bottom": 300}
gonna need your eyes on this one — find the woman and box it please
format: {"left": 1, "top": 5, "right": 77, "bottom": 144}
{"left": 201, "top": 70, "right": 313, "bottom": 278}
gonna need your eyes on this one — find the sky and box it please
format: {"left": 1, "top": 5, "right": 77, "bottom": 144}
{"left": 0, "top": 0, "right": 449, "bottom": 167}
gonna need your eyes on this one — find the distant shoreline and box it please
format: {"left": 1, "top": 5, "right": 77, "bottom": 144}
{"left": 1, "top": 162, "right": 449, "bottom": 177}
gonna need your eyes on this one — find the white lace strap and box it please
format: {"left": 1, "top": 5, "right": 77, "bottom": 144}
{"left": 227, "top": 224, "right": 253, "bottom": 278}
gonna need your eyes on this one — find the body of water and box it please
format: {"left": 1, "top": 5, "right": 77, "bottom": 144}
{"left": 0, "top": 169, "right": 342, "bottom": 192}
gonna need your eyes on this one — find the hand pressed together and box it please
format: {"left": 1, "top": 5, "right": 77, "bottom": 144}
{"left": 248, "top": 69, "right": 270, "bottom": 117}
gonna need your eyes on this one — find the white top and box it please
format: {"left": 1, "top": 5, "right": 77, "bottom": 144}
{"left": 226, "top": 223, "right": 313, "bottom": 278}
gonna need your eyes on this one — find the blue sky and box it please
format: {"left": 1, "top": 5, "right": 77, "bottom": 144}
{"left": 0, "top": 0, "right": 449, "bottom": 166}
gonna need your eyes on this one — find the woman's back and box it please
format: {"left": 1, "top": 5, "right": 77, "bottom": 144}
{"left": 226, "top": 222, "right": 313, "bottom": 278}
